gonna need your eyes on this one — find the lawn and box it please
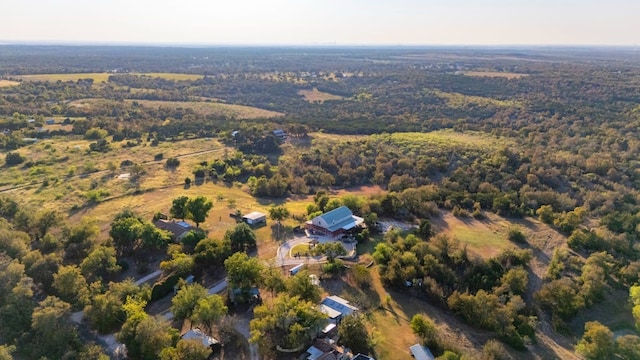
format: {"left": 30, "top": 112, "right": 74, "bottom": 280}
{"left": 433, "top": 212, "right": 516, "bottom": 259}
{"left": 298, "top": 88, "right": 345, "bottom": 103}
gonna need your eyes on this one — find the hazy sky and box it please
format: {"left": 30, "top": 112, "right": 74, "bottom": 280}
{"left": 2, "top": 0, "right": 639, "bottom": 45}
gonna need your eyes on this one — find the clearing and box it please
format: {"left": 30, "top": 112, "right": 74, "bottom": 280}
{"left": 433, "top": 212, "right": 516, "bottom": 259}
{"left": 459, "top": 71, "right": 529, "bottom": 79}
{"left": 67, "top": 98, "right": 283, "bottom": 119}
{"left": 16, "top": 72, "right": 203, "bottom": 83}
{"left": 298, "top": 88, "right": 345, "bottom": 103}
{"left": 0, "top": 79, "right": 20, "bottom": 87}
{"left": 126, "top": 99, "right": 283, "bottom": 119}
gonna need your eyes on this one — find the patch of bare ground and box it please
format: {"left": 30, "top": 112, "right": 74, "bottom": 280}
{"left": 298, "top": 88, "right": 345, "bottom": 103}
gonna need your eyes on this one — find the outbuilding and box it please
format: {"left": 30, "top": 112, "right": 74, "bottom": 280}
{"left": 242, "top": 211, "right": 267, "bottom": 225}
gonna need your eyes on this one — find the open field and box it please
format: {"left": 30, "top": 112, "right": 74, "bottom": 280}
{"left": 127, "top": 99, "right": 283, "bottom": 119}
{"left": 16, "top": 72, "right": 204, "bottom": 83}
{"left": 433, "top": 212, "right": 516, "bottom": 259}
{"left": 459, "top": 71, "right": 529, "bottom": 79}
{"left": 0, "top": 79, "right": 20, "bottom": 87}
{"left": 430, "top": 89, "right": 525, "bottom": 109}
{"left": 375, "top": 129, "right": 514, "bottom": 152}
{"left": 298, "top": 88, "right": 345, "bottom": 103}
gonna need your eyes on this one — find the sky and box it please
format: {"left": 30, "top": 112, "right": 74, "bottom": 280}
{"left": 2, "top": 0, "right": 639, "bottom": 46}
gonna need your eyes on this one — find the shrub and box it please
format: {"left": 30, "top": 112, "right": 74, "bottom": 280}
{"left": 165, "top": 157, "right": 180, "bottom": 167}
{"left": 507, "top": 226, "right": 526, "bottom": 243}
{"left": 151, "top": 274, "right": 181, "bottom": 301}
{"left": 5, "top": 152, "right": 25, "bottom": 166}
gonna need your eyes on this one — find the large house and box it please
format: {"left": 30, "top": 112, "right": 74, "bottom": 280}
{"left": 319, "top": 295, "right": 359, "bottom": 324}
{"left": 306, "top": 206, "right": 364, "bottom": 237}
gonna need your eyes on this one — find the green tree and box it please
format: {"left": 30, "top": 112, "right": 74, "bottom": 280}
{"left": 418, "top": 219, "right": 432, "bottom": 240}
{"left": 170, "top": 196, "right": 190, "bottom": 221}
{"left": 576, "top": 321, "right": 615, "bottom": 360}
{"left": 411, "top": 314, "right": 438, "bottom": 349}
{"left": 192, "top": 294, "right": 228, "bottom": 336}
{"left": 30, "top": 296, "right": 79, "bottom": 360}
{"left": 616, "top": 334, "right": 640, "bottom": 360}
{"left": 225, "top": 222, "right": 257, "bottom": 253}
{"left": 110, "top": 216, "right": 143, "bottom": 255}
{"left": 287, "top": 270, "right": 321, "bottom": 303}
{"left": 536, "top": 205, "right": 554, "bottom": 224}
{"left": 186, "top": 196, "right": 213, "bottom": 227}
{"left": 194, "top": 237, "right": 231, "bottom": 269}
{"left": 171, "top": 283, "right": 208, "bottom": 323}
{"left": 269, "top": 206, "right": 290, "bottom": 240}
{"left": 135, "top": 316, "right": 179, "bottom": 360}
{"left": 314, "top": 241, "right": 347, "bottom": 262}
{"left": 80, "top": 245, "right": 121, "bottom": 282}
{"left": 338, "top": 315, "right": 370, "bottom": 354}
{"left": 224, "top": 252, "right": 264, "bottom": 297}
{"left": 250, "top": 294, "right": 327, "bottom": 353}
{"left": 52, "top": 265, "right": 90, "bottom": 310}
{"left": 262, "top": 264, "right": 287, "bottom": 296}
{"left": 0, "top": 345, "right": 15, "bottom": 360}
{"left": 160, "top": 339, "right": 211, "bottom": 360}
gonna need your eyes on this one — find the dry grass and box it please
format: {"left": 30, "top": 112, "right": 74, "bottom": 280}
{"left": 0, "top": 79, "right": 20, "bottom": 87}
{"left": 17, "top": 72, "right": 203, "bottom": 83}
{"left": 298, "top": 88, "right": 345, "bottom": 103}
{"left": 459, "top": 71, "right": 529, "bottom": 79}
{"left": 128, "top": 100, "right": 283, "bottom": 119}
{"left": 433, "top": 212, "right": 516, "bottom": 259}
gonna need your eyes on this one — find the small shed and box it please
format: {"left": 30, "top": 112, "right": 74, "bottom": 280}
{"left": 242, "top": 211, "right": 267, "bottom": 225}
{"left": 409, "top": 344, "right": 435, "bottom": 360}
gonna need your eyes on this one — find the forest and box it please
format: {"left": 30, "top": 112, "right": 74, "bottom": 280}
{"left": 1, "top": 45, "right": 640, "bottom": 360}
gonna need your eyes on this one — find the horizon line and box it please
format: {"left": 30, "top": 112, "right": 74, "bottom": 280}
{"left": 1, "top": 40, "right": 639, "bottom": 49}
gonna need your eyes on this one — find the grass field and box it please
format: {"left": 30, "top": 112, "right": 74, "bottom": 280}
{"left": 433, "top": 212, "right": 516, "bottom": 259}
{"left": 17, "top": 72, "right": 204, "bottom": 83}
{"left": 372, "top": 129, "right": 514, "bottom": 153}
{"left": 298, "top": 88, "right": 345, "bottom": 103}
{"left": 0, "top": 79, "right": 20, "bottom": 87}
{"left": 430, "top": 89, "right": 525, "bottom": 109}
{"left": 459, "top": 71, "right": 529, "bottom": 79}
{"left": 127, "top": 99, "right": 283, "bottom": 119}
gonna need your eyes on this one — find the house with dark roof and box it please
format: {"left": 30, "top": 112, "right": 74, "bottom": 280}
{"left": 305, "top": 338, "right": 344, "bottom": 360}
{"left": 306, "top": 206, "right": 364, "bottom": 237}
{"left": 351, "top": 354, "right": 375, "bottom": 360}
{"left": 319, "top": 295, "right": 359, "bottom": 324}
{"left": 153, "top": 219, "right": 197, "bottom": 242}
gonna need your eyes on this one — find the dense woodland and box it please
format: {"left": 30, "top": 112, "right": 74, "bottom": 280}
{"left": 1, "top": 46, "right": 640, "bottom": 359}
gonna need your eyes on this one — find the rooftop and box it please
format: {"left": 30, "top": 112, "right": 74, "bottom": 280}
{"left": 409, "top": 344, "right": 435, "bottom": 360}
{"left": 321, "top": 295, "right": 358, "bottom": 317}
{"left": 181, "top": 328, "right": 219, "bottom": 347}
{"left": 243, "top": 211, "right": 266, "bottom": 220}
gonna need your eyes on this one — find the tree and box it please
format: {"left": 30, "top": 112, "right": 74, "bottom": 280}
{"left": 576, "top": 321, "right": 615, "bottom": 360}
{"left": 80, "top": 245, "right": 121, "bottom": 282}
{"left": 170, "top": 196, "right": 189, "bottom": 221}
{"left": 160, "top": 339, "right": 211, "bottom": 360}
{"left": 192, "top": 294, "right": 228, "bottom": 336}
{"left": 536, "top": 205, "right": 554, "bottom": 224}
{"left": 30, "top": 296, "right": 79, "bottom": 360}
{"left": 269, "top": 206, "right": 290, "bottom": 240}
{"left": 262, "top": 264, "right": 287, "bottom": 296}
{"left": 314, "top": 241, "right": 347, "bottom": 262}
{"left": 616, "top": 334, "right": 640, "bottom": 360}
{"left": 224, "top": 252, "right": 264, "bottom": 298}
{"left": 0, "top": 345, "right": 15, "bottom": 360}
{"left": 135, "top": 316, "right": 179, "bottom": 360}
{"left": 52, "top": 265, "right": 90, "bottom": 310}
{"left": 287, "top": 270, "right": 321, "bottom": 303}
{"left": 5, "top": 152, "right": 25, "bottom": 166}
{"left": 171, "top": 283, "right": 208, "bottom": 324}
{"left": 338, "top": 314, "right": 370, "bottom": 354}
{"left": 250, "top": 294, "right": 327, "bottom": 353}
{"left": 410, "top": 314, "right": 438, "bottom": 349}
{"left": 225, "top": 222, "right": 257, "bottom": 253}
{"left": 417, "top": 219, "right": 432, "bottom": 240}
{"left": 110, "top": 216, "right": 143, "bottom": 255}
{"left": 186, "top": 196, "right": 213, "bottom": 227}
{"left": 194, "top": 237, "right": 231, "bottom": 269}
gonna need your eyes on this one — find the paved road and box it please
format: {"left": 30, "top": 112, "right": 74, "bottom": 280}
{"left": 134, "top": 269, "right": 162, "bottom": 285}
{"left": 275, "top": 234, "right": 356, "bottom": 267}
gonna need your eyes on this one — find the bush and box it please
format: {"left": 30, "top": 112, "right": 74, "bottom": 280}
{"left": 5, "top": 152, "right": 25, "bottom": 166}
{"left": 165, "top": 157, "right": 180, "bottom": 167}
{"left": 150, "top": 274, "right": 181, "bottom": 301}
{"left": 507, "top": 226, "right": 526, "bottom": 243}
{"left": 154, "top": 153, "right": 164, "bottom": 161}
